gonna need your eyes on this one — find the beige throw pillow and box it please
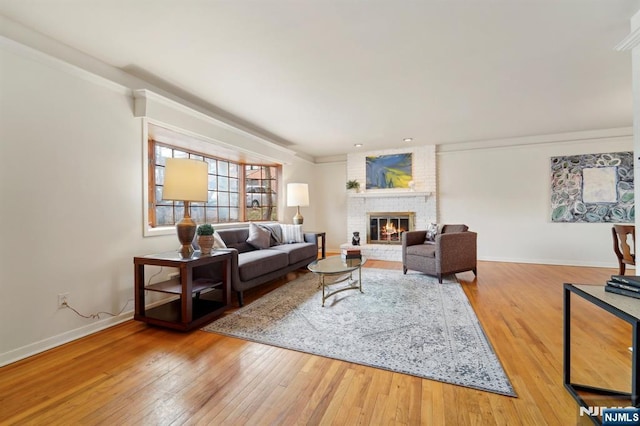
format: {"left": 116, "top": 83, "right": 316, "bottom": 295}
{"left": 281, "top": 224, "right": 304, "bottom": 243}
{"left": 247, "top": 222, "right": 271, "bottom": 249}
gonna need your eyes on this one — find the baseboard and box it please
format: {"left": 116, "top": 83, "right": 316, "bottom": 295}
{"left": 0, "top": 298, "right": 173, "bottom": 367}
{"left": 477, "top": 256, "right": 624, "bottom": 269}
{"left": 0, "top": 310, "right": 134, "bottom": 367}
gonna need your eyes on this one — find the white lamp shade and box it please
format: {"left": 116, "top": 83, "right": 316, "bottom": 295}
{"left": 287, "top": 183, "right": 309, "bottom": 207}
{"left": 163, "top": 158, "right": 208, "bottom": 202}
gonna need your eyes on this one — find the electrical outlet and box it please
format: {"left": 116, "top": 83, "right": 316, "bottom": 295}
{"left": 168, "top": 272, "right": 180, "bottom": 280}
{"left": 58, "top": 293, "right": 69, "bottom": 309}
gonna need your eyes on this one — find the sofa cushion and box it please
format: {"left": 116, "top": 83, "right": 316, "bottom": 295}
{"left": 238, "top": 250, "right": 289, "bottom": 281}
{"left": 269, "top": 242, "right": 317, "bottom": 264}
{"left": 281, "top": 224, "right": 304, "bottom": 243}
{"left": 217, "top": 228, "right": 255, "bottom": 253}
{"left": 406, "top": 244, "right": 436, "bottom": 258}
{"left": 247, "top": 223, "right": 271, "bottom": 249}
{"left": 441, "top": 224, "right": 469, "bottom": 233}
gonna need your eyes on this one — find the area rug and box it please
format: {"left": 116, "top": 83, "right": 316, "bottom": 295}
{"left": 203, "top": 268, "right": 516, "bottom": 396}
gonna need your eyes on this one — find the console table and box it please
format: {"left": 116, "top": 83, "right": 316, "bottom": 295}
{"left": 564, "top": 283, "right": 640, "bottom": 424}
{"left": 134, "top": 250, "right": 232, "bottom": 331}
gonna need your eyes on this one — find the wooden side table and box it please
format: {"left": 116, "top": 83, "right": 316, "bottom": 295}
{"left": 308, "top": 231, "right": 326, "bottom": 259}
{"left": 134, "top": 250, "right": 232, "bottom": 331}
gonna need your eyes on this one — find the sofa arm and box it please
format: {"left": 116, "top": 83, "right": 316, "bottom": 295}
{"left": 304, "top": 232, "right": 318, "bottom": 246}
{"left": 436, "top": 232, "right": 477, "bottom": 271}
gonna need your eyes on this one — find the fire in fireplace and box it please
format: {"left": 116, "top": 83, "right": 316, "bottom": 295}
{"left": 367, "top": 212, "right": 415, "bottom": 244}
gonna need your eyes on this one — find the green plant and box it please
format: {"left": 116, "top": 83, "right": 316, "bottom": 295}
{"left": 197, "top": 224, "right": 215, "bottom": 236}
{"left": 346, "top": 180, "right": 360, "bottom": 190}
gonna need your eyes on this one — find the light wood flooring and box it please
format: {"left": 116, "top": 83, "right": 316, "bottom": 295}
{"left": 0, "top": 259, "right": 633, "bottom": 425}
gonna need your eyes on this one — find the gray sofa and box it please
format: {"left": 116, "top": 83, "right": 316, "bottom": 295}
{"left": 193, "top": 224, "right": 318, "bottom": 306}
{"left": 402, "top": 224, "right": 477, "bottom": 283}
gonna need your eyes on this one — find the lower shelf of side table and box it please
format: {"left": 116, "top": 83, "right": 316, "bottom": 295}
{"left": 136, "top": 293, "right": 226, "bottom": 331}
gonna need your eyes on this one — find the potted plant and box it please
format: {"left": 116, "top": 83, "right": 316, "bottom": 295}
{"left": 346, "top": 179, "right": 360, "bottom": 193}
{"left": 197, "top": 224, "right": 215, "bottom": 255}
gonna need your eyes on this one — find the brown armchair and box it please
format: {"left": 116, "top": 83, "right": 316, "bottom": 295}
{"left": 402, "top": 224, "right": 477, "bottom": 283}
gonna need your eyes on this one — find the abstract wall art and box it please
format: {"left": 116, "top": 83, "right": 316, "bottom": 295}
{"left": 366, "top": 153, "right": 413, "bottom": 190}
{"left": 550, "top": 151, "right": 634, "bottom": 223}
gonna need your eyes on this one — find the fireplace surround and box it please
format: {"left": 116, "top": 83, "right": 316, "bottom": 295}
{"left": 367, "top": 212, "right": 415, "bottom": 244}
{"left": 345, "top": 145, "right": 437, "bottom": 260}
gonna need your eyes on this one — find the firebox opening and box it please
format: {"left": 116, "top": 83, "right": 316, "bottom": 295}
{"left": 367, "top": 212, "right": 415, "bottom": 244}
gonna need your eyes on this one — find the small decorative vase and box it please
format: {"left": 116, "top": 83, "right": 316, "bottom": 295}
{"left": 198, "top": 235, "right": 214, "bottom": 255}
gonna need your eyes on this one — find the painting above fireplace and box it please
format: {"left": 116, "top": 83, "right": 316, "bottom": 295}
{"left": 366, "top": 153, "right": 413, "bottom": 190}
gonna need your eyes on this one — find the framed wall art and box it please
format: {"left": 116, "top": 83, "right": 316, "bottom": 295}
{"left": 366, "top": 153, "right": 413, "bottom": 190}
{"left": 550, "top": 151, "right": 634, "bottom": 223}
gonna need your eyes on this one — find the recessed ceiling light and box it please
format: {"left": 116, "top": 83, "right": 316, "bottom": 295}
{"left": 354, "top": 143, "right": 363, "bottom": 148}
{"left": 403, "top": 138, "right": 413, "bottom": 142}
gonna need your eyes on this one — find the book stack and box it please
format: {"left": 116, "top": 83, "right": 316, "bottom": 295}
{"left": 341, "top": 247, "right": 362, "bottom": 260}
{"left": 606, "top": 275, "right": 640, "bottom": 299}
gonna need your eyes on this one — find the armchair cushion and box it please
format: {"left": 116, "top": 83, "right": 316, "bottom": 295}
{"left": 442, "top": 224, "right": 469, "bottom": 233}
{"left": 406, "top": 244, "right": 436, "bottom": 258}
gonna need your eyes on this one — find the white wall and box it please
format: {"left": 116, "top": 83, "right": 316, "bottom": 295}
{"left": 313, "top": 161, "right": 348, "bottom": 252}
{"left": 438, "top": 134, "right": 633, "bottom": 267}
{"left": 0, "top": 38, "right": 321, "bottom": 366}
{"left": 0, "top": 44, "right": 168, "bottom": 365}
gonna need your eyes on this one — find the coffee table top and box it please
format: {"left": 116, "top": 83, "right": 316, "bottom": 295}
{"left": 308, "top": 255, "right": 367, "bottom": 275}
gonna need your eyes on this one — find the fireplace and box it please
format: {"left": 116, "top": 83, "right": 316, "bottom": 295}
{"left": 367, "top": 212, "right": 415, "bottom": 244}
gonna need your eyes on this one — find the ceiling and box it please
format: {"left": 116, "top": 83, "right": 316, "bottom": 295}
{"left": 1, "top": 1, "right": 639, "bottom": 162}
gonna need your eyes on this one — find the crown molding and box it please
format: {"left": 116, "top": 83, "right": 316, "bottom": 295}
{"left": 616, "top": 26, "right": 640, "bottom": 51}
{"left": 436, "top": 127, "right": 633, "bottom": 153}
{"left": 0, "top": 35, "right": 130, "bottom": 96}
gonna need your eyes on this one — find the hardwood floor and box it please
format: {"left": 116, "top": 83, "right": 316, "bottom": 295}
{"left": 0, "top": 259, "right": 631, "bottom": 425}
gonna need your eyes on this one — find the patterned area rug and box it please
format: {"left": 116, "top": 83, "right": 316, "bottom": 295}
{"left": 203, "top": 268, "right": 516, "bottom": 396}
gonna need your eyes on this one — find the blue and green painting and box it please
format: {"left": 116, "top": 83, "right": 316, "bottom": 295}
{"left": 366, "top": 153, "right": 413, "bottom": 189}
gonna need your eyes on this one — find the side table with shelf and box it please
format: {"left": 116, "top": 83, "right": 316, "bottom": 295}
{"left": 134, "top": 250, "right": 232, "bottom": 331}
{"left": 564, "top": 283, "right": 640, "bottom": 425}
{"left": 308, "top": 231, "right": 326, "bottom": 259}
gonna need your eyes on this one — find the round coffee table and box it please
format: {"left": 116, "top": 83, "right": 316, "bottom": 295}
{"left": 307, "top": 255, "right": 367, "bottom": 306}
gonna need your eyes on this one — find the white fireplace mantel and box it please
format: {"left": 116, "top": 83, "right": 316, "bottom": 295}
{"left": 349, "top": 191, "right": 431, "bottom": 198}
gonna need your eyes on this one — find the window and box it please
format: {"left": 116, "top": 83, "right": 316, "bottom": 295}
{"left": 245, "top": 165, "right": 278, "bottom": 221}
{"left": 149, "top": 141, "right": 278, "bottom": 227}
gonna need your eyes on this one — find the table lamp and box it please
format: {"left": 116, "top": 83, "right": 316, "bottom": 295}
{"left": 163, "top": 158, "right": 208, "bottom": 257}
{"left": 287, "top": 183, "right": 309, "bottom": 225}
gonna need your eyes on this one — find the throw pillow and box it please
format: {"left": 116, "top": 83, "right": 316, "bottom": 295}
{"left": 257, "top": 223, "right": 283, "bottom": 246}
{"left": 247, "top": 222, "right": 271, "bottom": 249}
{"left": 281, "top": 223, "right": 304, "bottom": 243}
{"left": 425, "top": 222, "right": 438, "bottom": 243}
{"left": 212, "top": 231, "right": 227, "bottom": 249}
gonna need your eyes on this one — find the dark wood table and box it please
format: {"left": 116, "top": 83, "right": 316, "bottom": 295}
{"left": 134, "top": 250, "right": 232, "bottom": 331}
{"left": 308, "top": 231, "right": 326, "bottom": 259}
